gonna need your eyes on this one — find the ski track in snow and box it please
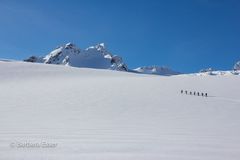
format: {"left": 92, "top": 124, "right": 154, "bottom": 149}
{"left": 0, "top": 61, "right": 240, "bottom": 160}
{"left": 212, "top": 97, "right": 240, "bottom": 104}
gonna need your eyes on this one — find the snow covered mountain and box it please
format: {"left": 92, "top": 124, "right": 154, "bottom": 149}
{"left": 24, "top": 43, "right": 128, "bottom": 71}
{"left": 23, "top": 42, "right": 239, "bottom": 76}
{"left": 133, "top": 66, "right": 181, "bottom": 76}
{"left": 199, "top": 68, "right": 214, "bottom": 73}
{"left": 234, "top": 61, "right": 240, "bottom": 70}
{"left": 195, "top": 70, "right": 240, "bottom": 76}
{"left": 24, "top": 43, "right": 183, "bottom": 76}
{"left": 195, "top": 67, "right": 240, "bottom": 76}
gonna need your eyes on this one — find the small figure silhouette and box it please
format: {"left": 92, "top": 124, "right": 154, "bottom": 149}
{"left": 201, "top": 93, "right": 204, "bottom": 96}
{"left": 185, "top": 91, "right": 188, "bottom": 94}
{"left": 197, "top": 92, "right": 200, "bottom": 96}
{"left": 193, "top": 92, "right": 196, "bottom": 95}
{"left": 190, "top": 91, "right": 192, "bottom": 95}
{"left": 205, "top": 93, "right": 208, "bottom": 97}
{"left": 181, "top": 90, "right": 183, "bottom": 94}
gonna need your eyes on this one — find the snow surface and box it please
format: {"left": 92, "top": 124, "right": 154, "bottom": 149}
{"left": 0, "top": 61, "right": 240, "bottom": 160}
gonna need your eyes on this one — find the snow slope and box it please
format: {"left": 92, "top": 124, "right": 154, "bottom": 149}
{"left": 0, "top": 61, "right": 240, "bottom": 160}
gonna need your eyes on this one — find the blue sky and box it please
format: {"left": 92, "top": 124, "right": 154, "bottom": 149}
{"left": 0, "top": 0, "right": 239, "bottom": 72}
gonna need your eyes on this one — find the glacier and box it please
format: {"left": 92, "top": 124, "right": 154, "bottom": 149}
{"left": 0, "top": 60, "right": 240, "bottom": 160}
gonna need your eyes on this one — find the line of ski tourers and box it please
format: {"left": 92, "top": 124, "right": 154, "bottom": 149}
{"left": 181, "top": 90, "right": 208, "bottom": 97}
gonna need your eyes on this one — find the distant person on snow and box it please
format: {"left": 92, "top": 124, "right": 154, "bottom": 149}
{"left": 190, "top": 91, "right": 192, "bottom": 95}
{"left": 205, "top": 93, "right": 208, "bottom": 97}
{"left": 197, "top": 92, "right": 200, "bottom": 96}
{"left": 181, "top": 90, "right": 183, "bottom": 94}
{"left": 201, "top": 93, "right": 204, "bottom": 96}
{"left": 185, "top": 91, "right": 188, "bottom": 94}
{"left": 193, "top": 92, "right": 196, "bottom": 95}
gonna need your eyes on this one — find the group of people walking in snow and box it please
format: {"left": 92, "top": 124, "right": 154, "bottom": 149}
{"left": 181, "top": 90, "right": 208, "bottom": 97}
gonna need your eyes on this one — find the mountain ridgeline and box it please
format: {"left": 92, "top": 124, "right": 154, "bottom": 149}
{"left": 24, "top": 42, "right": 240, "bottom": 76}
{"left": 24, "top": 43, "right": 128, "bottom": 71}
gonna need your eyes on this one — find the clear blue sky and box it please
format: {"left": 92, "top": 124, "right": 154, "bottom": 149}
{"left": 0, "top": 0, "right": 239, "bottom": 72}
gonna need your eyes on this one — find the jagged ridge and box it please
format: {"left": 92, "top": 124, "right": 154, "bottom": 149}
{"left": 24, "top": 43, "right": 128, "bottom": 71}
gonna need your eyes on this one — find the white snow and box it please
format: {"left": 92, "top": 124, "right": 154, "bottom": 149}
{"left": 0, "top": 61, "right": 240, "bottom": 160}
